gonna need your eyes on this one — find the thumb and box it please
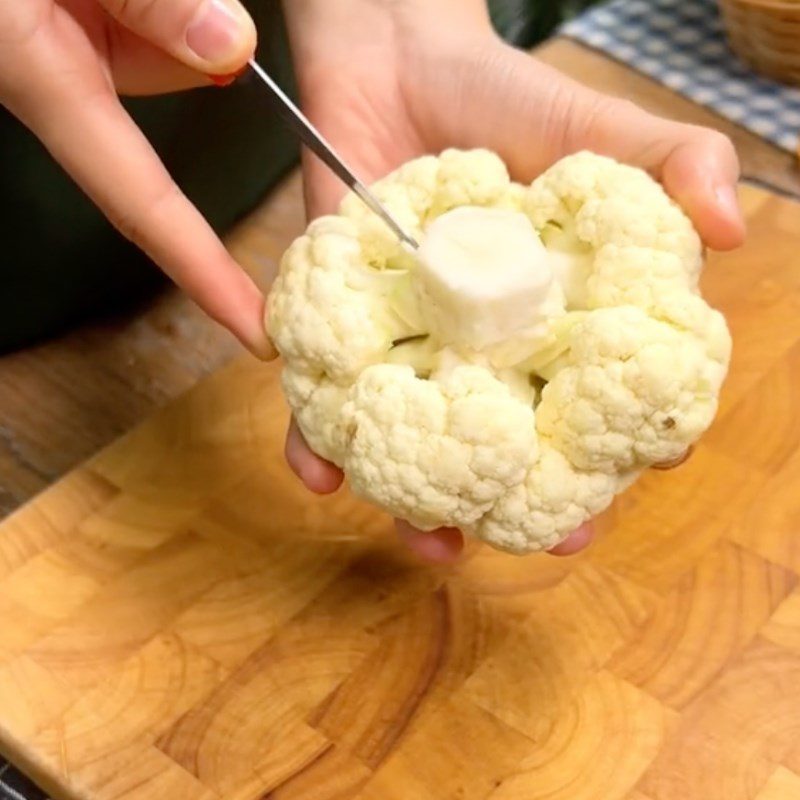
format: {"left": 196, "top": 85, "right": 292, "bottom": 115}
{"left": 479, "top": 49, "right": 745, "bottom": 251}
{"left": 658, "top": 129, "right": 746, "bottom": 252}
{"left": 98, "top": 0, "right": 256, "bottom": 75}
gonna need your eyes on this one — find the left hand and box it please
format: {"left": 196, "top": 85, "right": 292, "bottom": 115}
{"left": 0, "top": 0, "right": 271, "bottom": 357}
{"left": 279, "top": 0, "right": 745, "bottom": 563}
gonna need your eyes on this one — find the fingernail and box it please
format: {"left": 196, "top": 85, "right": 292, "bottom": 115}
{"left": 398, "top": 527, "right": 464, "bottom": 564}
{"left": 714, "top": 184, "right": 743, "bottom": 224}
{"left": 186, "top": 0, "right": 243, "bottom": 65}
{"left": 249, "top": 335, "right": 278, "bottom": 361}
{"left": 652, "top": 445, "right": 694, "bottom": 470}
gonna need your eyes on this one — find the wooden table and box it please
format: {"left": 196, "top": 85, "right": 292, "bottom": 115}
{"left": 0, "top": 36, "right": 798, "bottom": 800}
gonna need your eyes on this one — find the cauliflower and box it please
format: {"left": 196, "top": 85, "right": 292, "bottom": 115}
{"left": 266, "top": 149, "right": 731, "bottom": 554}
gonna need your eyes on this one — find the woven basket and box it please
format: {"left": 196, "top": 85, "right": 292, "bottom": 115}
{"left": 718, "top": 0, "right": 800, "bottom": 86}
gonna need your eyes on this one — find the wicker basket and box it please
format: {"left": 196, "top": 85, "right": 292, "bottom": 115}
{"left": 718, "top": 0, "right": 800, "bottom": 86}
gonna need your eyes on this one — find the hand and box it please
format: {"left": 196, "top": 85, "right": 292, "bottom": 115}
{"left": 0, "top": 0, "right": 273, "bottom": 357}
{"left": 280, "top": 0, "right": 745, "bottom": 563}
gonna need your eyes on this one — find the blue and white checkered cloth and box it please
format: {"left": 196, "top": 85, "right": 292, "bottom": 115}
{"left": 561, "top": 0, "right": 800, "bottom": 153}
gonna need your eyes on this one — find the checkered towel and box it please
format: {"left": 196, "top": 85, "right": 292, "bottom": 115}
{"left": 561, "top": 0, "right": 800, "bottom": 153}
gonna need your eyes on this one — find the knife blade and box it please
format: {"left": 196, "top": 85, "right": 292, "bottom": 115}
{"left": 247, "top": 59, "right": 418, "bottom": 250}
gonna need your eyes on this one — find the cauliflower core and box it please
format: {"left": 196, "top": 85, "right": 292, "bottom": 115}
{"left": 415, "top": 206, "right": 565, "bottom": 354}
{"left": 267, "top": 150, "right": 731, "bottom": 554}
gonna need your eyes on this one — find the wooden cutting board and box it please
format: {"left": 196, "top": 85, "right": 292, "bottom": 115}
{"left": 1, "top": 184, "right": 800, "bottom": 800}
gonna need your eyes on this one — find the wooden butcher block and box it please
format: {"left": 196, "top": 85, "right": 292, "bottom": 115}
{"left": 1, "top": 184, "right": 800, "bottom": 800}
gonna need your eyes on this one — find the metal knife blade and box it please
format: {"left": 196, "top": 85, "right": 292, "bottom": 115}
{"left": 247, "top": 59, "right": 418, "bottom": 250}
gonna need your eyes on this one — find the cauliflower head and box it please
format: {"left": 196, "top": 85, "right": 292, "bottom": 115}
{"left": 267, "top": 149, "right": 731, "bottom": 554}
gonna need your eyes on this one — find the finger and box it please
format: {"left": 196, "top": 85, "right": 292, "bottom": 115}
{"left": 547, "top": 522, "right": 595, "bottom": 556}
{"left": 459, "top": 49, "right": 745, "bottom": 251}
{"left": 395, "top": 520, "right": 465, "bottom": 564}
{"left": 4, "top": 20, "right": 272, "bottom": 358}
{"left": 104, "top": 25, "right": 215, "bottom": 95}
{"left": 658, "top": 130, "right": 746, "bottom": 251}
{"left": 652, "top": 446, "right": 694, "bottom": 471}
{"left": 284, "top": 419, "right": 344, "bottom": 494}
{"left": 97, "top": 0, "right": 256, "bottom": 75}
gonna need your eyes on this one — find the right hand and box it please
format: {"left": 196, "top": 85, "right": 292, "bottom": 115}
{"left": 0, "top": 0, "right": 274, "bottom": 358}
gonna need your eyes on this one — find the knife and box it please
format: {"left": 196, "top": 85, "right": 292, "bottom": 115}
{"left": 247, "top": 59, "right": 419, "bottom": 250}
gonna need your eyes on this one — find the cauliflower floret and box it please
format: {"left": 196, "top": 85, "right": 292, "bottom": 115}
{"left": 339, "top": 190, "right": 420, "bottom": 270}
{"left": 338, "top": 149, "right": 512, "bottom": 268}
{"left": 266, "top": 149, "right": 732, "bottom": 554}
{"left": 428, "top": 148, "right": 512, "bottom": 217}
{"left": 339, "top": 364, "right": 538, "bottom": 530}
{"left": 536, "top": 306, "right": 727, "bottom": 472}
{"left": 587, "top": 245, "right": 695, "bottom": 312}
{"left": 473, "top": 445, "right": 624, "bottom": 554}
{"left": 656, "top": 292, "right": 733, "bottom": 366}
{"left": 267, "top": 216, "right": 409, "bottom": 379}
{"left": 526, "top": 151, "right": 703, "bottom": 311}
{"left": 282, "top": 369, "right": 350, "bottom": 463}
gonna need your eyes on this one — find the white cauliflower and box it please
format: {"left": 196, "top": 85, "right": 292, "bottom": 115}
{"left": 267, "top": 149, "right": 732, "bottom": 554}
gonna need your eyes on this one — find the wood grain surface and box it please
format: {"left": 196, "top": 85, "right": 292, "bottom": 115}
{"left": 0, "top": 183, "right": 798, "bottom": 800}
{"left": 0, "top": 172, "right": 306, "bottom": 519}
